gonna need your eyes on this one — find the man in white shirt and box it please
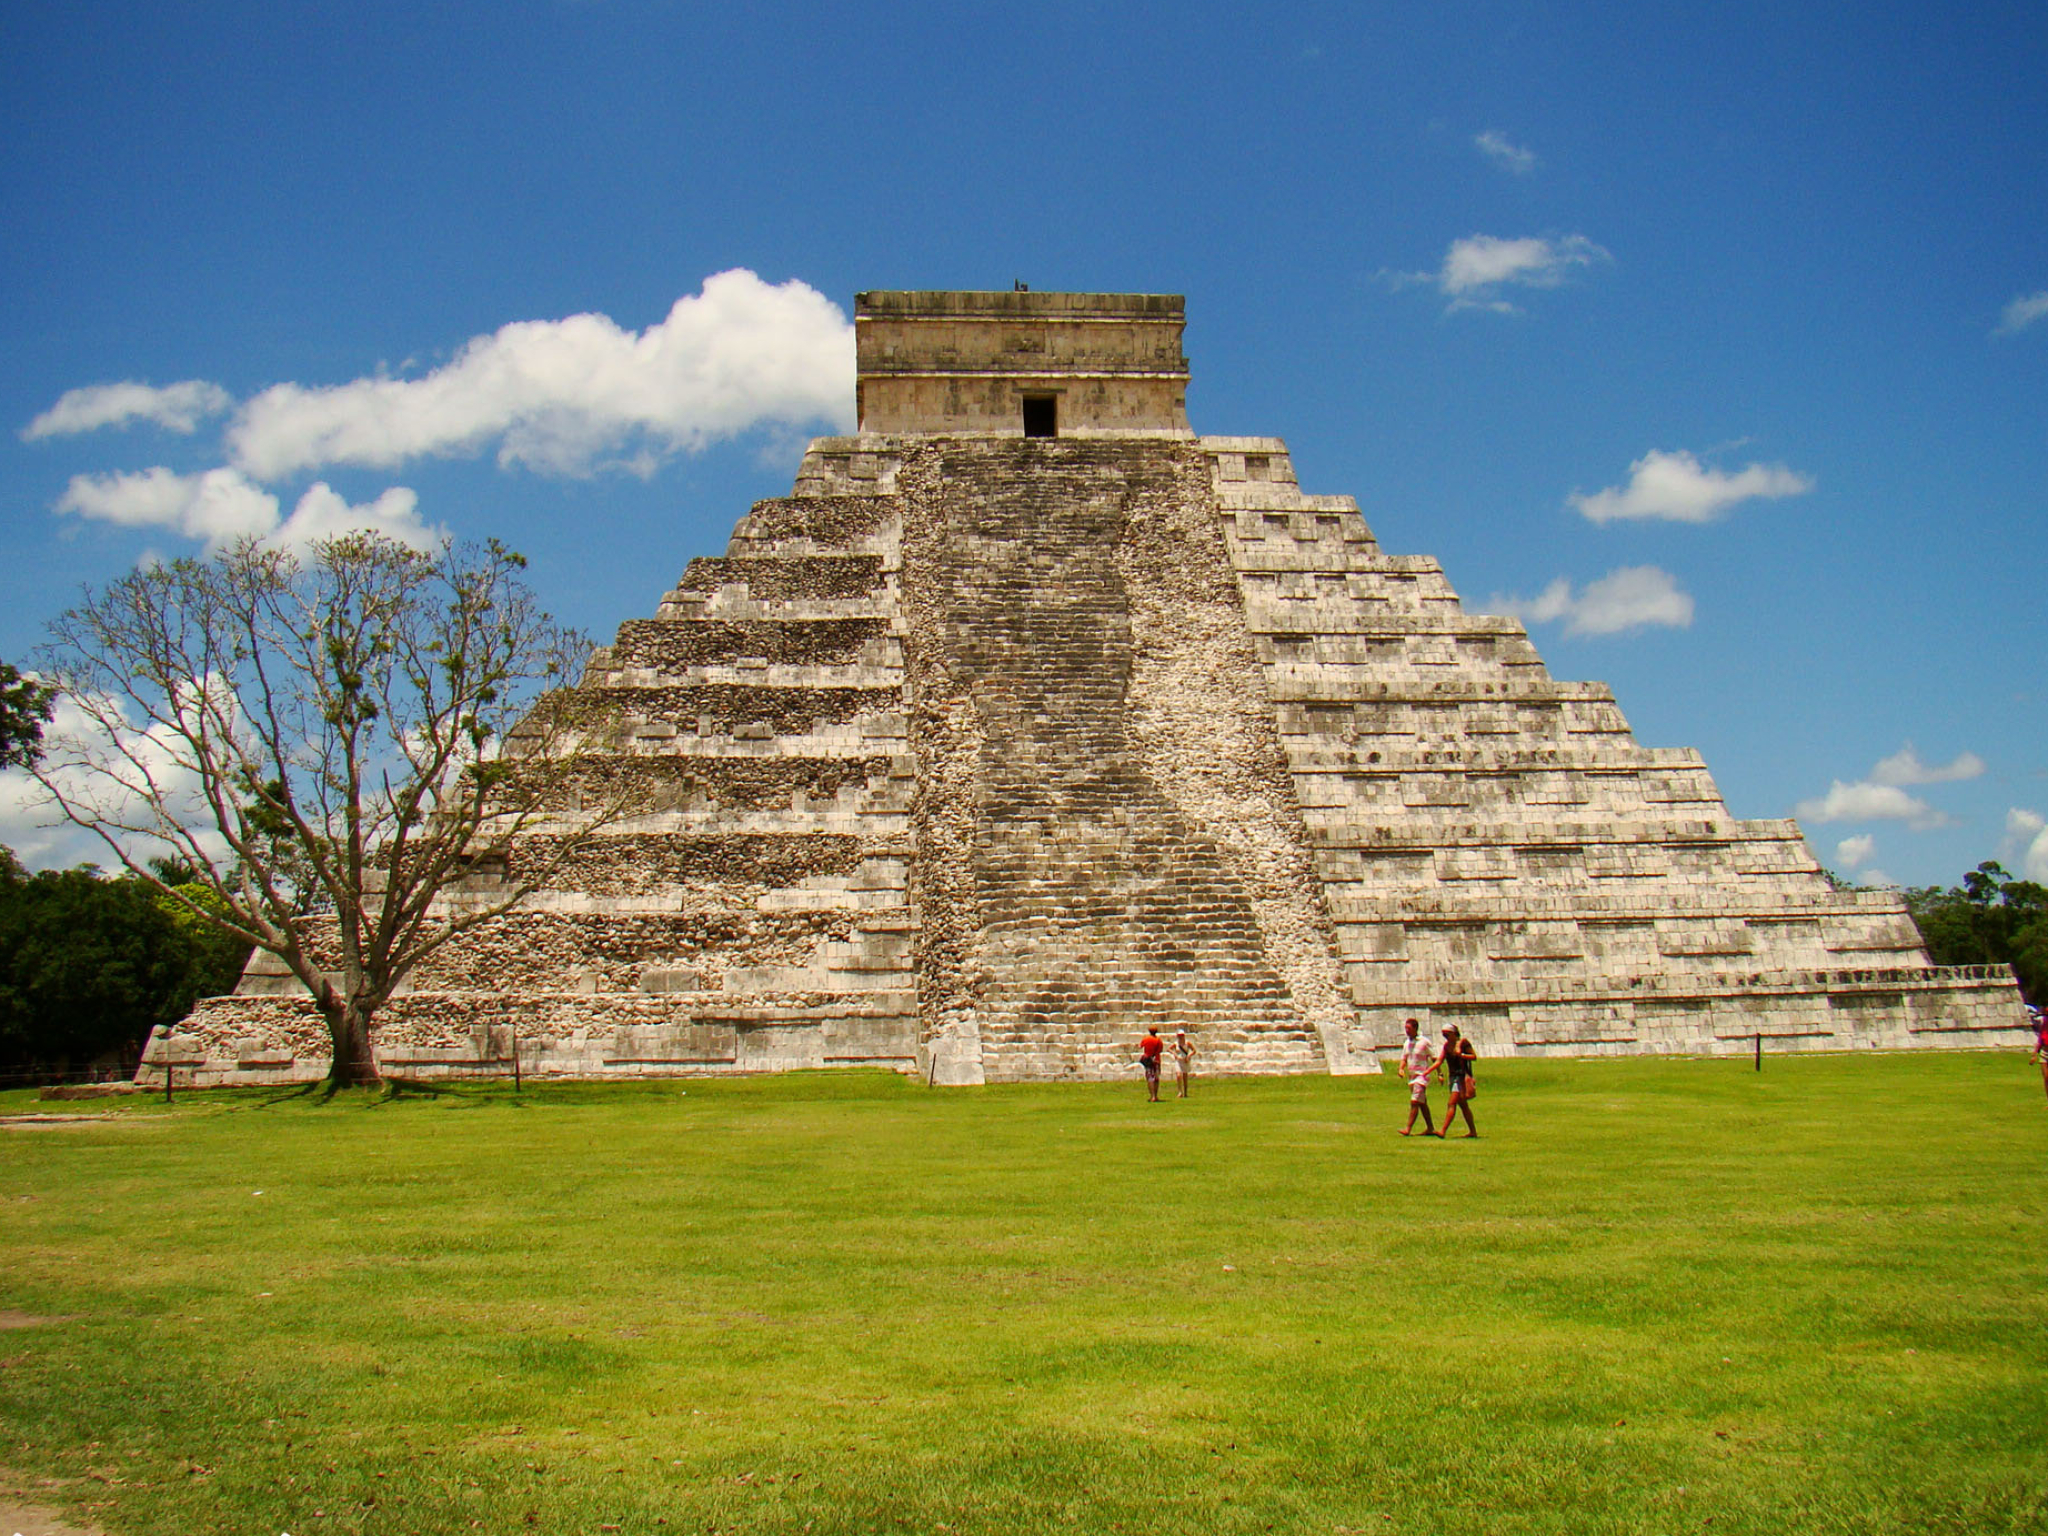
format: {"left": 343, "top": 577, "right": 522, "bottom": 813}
{"left": 1398, "top": 1017, "right": 1436, "bottom": 1137}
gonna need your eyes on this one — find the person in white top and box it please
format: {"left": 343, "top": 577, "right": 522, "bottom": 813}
{"left": 1397, "top": 1017, "right": 1437, "bottom": 1137}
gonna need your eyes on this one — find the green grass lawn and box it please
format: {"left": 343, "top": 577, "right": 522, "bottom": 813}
{"left": 1, "top": 1053, "right": 2044, "bottom": 1535}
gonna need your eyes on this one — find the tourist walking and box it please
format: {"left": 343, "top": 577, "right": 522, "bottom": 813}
{"left": 2032, "top": 1006, "right": 2048, "bottom": 1102}
{"left": 1138, "top": 1028, "right": 1165, "bottom": 1101}
{"left": 1437, "top": 1025, "right": 1478, "bottom": 1138}
{"left": 1398, "top": 1017, "right": 1436, "bottom": 1136}
{"left": 1173, "top": 1028, "right": 1195, "bottom": 1097}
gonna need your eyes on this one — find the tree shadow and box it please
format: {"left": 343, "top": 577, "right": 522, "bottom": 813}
{"left": 248, "top": 1081, "right": 325, "bottom": 1111}
{"left": 376, "top": 1076, "right": 453, "bottom": 1102}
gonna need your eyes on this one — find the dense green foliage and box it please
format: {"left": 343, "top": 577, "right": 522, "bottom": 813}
{"left": 0, "top": 657, "right": 55, "bottom": 769}
{"left": 0, "top": 1058, "right": 2043, "bottom": 1535}
{"left": 1906, "top": 860, "right": 2048, "bottom": 1004}
{"left": 0, "top": 851, "right": 250, "bottom": 1078}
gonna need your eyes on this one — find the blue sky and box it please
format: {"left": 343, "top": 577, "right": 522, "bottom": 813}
{"left": 2, "top": 0, "right": 2043, "bottom": 886}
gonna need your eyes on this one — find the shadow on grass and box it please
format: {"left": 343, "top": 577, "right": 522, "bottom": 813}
{"left": 251, "top": 1081, "right": 325, "bottom": 1110}
{"left": 376, "top": 1076, "right": 456, "bottom": 1102}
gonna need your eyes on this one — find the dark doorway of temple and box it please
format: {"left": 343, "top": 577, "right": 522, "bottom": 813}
{"left": 1022, "top": 395, "right": 1057, "bottom": 437}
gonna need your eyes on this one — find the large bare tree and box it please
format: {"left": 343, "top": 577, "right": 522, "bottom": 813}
{"left": 29, "top": 533, "right": 635, "bottom": 1088}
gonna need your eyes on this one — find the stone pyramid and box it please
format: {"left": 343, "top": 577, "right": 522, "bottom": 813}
{"left": 155, "top": 290, "right": 2031, "bottom": 1086}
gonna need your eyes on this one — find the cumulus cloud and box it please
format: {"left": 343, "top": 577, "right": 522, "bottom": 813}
{"left": 1994, "top": 291, "right": 2048, "bottom": 336}
{"left": 0, "top": 689, "right": 219, "bottom": 872}
{"left": 270, "top": 484, "right": 439, "bottom": 550}
{"left": 0, "top": 762, "right": 85, "bottom": 871}
{"left": 58, "top": 467, "right": 277, "bottom": 547}
{"left": 1834, "top": 833, "right": 1877, "bottom": 869}
{"left": 1793, "top": 742, "right": 1986, "bottom": 836}
{"left": 2004, "top": 808, "right": 2048, "bottom": 882}
{"left": 1870, "top": 743, "right": 1985, "bottom": 787}
{"left": 1473, "top": 130, "right": 1536, "bottom": 174}
{"left": 57, "top": 466, "right": 440, "bottom": 552}
{"left": 1568, "top": 448, "right": 1813, "bottom": 524}
{"left": 1482, "top": 565, "right": 1694, "bottom": 636}
{"left": 1794, "top": 781, "right": 1950, "bottom": 831}
{"left": 225, "top": 269, "right": 855, "bottom": 480}
{"left": 1385, "top": 233, "right": 1608, "bottom": 314}
{"left": 22, "top": 380, "right": 232, "bottom": 440}
{"left": 1438, "top": 234, "right": 1608, "bottom": 313}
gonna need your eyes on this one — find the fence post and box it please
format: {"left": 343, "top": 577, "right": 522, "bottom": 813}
{"left": 1754, "top": 1031, "right": 1762, "bottom": 1072}
{"left": 511, "top": 1024, "right": 521, "bottom": 1093}
{"left": 164, "top": 1058, "right": 175, "bottom": 1105}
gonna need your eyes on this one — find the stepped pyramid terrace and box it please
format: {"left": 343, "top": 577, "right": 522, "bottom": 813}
{"left": 145, "top": 290, "right": 2033, "bottom": 1086}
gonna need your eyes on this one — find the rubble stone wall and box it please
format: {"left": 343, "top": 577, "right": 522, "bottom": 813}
{"left": 1114, "top": 446, "right": 1362, "bottom": 1071}
{"left": 895, "top": 439, "right": 1329, "bottom": 1081}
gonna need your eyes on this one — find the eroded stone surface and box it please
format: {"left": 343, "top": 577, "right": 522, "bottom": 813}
{"left": 896, "top": 439, "right": 1327, "bottom": 1081}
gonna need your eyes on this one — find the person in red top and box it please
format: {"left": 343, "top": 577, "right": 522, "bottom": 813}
{"left": 1138, "top": 1030, "right": 1165, "bottom": 1102}
{"left": 2031, "top": 1007, "right": 2048, "bottom": 1102}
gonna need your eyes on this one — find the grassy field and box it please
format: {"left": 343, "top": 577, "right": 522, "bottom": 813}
{"left": 1, "top": 1053, "right": 2044, "bottom": 1536}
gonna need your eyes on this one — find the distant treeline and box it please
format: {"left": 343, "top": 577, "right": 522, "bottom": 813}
{"left": 0, "top": 847, "right": 251, "bottom": 1082}
{"left": 1904, "top": 861, "right": 2046, "bottom": 1006}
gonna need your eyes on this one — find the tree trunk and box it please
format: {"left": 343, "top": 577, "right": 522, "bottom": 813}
{"left": 325, "top": 995, "right": 382, "bottom": 1088}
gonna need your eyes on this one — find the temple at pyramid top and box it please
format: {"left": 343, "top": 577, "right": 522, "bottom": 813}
{"left": 855, "top": 290, "right": 1191, "bottom": 437}
{"left": 150, "top": 288, "right": 2035, "bottom": 1088}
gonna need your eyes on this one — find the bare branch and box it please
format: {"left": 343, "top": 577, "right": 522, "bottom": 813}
{"left": 29, "top": 533, "right": 633, "bottom": 1089}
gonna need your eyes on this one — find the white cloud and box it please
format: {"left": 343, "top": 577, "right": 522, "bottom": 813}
{"left": 1794, "top": 743, "right": 1985, "bottom": 837}
{"left": 1568, "top": 448, "right": 1814, "bottom": 523}
{"left": 1994, "top": 291, "right": 2048, "bottom": 337}
{"left": 0, "top": 765, "right": 87, "bottom": 870}
{"left": 1870, "top": 743, "right": 1985, "bottom": 787}
{"left": 1794, "top": 780, "right": 1950, "bottom": 830}
{"left": 22, "top": 380, "right": 232, "bottom": 440}
{"left": 1435, "top": 234, "right": 1607, "bottom": 313}
{"left": 2004, "top": 808, "right": 2048, "bottom": 882}
{"left": 1834, "top": 833, "right": 1876, "bottom": 869}
{"left": 58, "top": 467, "right": 278, "bottom": 547}
{"left": 269, "top": 484, "right": 440, "bottom": 551}
{"left": 0, "top": 690, "right": 219, "bottom": 872}
{"left": 1483, "top": 565, "right": 1694, "bottom": 636}
{"left": 225, "top": 269, "right": 855, "bottom": 480}
{"left": 1473, "top": 130, "right": 1537, "bottom": 174}
{"left": 56, "top": 467, "right": 440, "bottom": 552}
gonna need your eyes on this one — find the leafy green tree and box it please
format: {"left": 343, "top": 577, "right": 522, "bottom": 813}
{"left": 1905, "top": 861, "right": 2048, "bottom": 1004}
{"left": 0, "top": 660, "right": 55, "bottom": 770}
{"left": 146, "top": 853, "right": 202, "bottom": 887}
{"left": 0, "top": 863, "right": 219, "bottom": 1077}
{"left": 154, "top": 881, "right": 255, "bottom": 1000}
{"left": 27, "top": 533, "right": 638, "bottom": 1089}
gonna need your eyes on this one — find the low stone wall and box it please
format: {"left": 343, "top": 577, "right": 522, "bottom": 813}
{"left": 142, "top": 990, "right": 919, "bottom": 1087}
{"left": 1356, "top": 965, "right": 2031, "bottom": 1061}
